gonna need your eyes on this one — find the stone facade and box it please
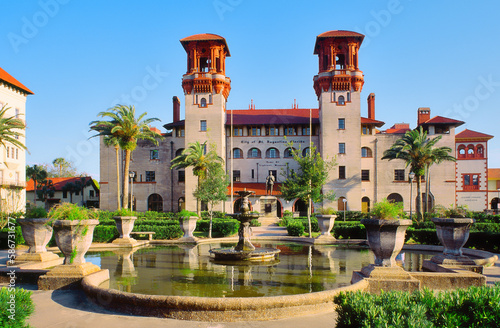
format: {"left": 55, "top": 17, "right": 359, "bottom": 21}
{"left": 98, "top": 31, "right": 494, "bottom": 215}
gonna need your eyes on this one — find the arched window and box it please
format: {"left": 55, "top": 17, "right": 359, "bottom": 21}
{"left": 284, "top": 147, "right": 295, "bottom": 158}
{"left": 175, "top": 148, "right": 184, "bottom": 157}
{"left": 248, "top": 148, "right": 261, "bottom": 158}
{"left": 233, "top": 148, "right": 243, "bottom": 159}
{"left": 457, "top": 145, "right": 466, "bottom": 159}
{"left": 148, "top": 194, "right": 163, "bottom": 212}
{"left": 266, "top": 147, "right": 280, "bottom": 158}
{"left": 387, "top": 193, "right": 403, "bottom": 204}
{"left": 200, "top": 98, "right": 207, "bottom": 107}
{"left": 338, "top": 95, "right": 345, "bottom": 105}
{"left": 476, "top": 144, "right": 484, "bottom": 158}
{"left": 178, "top": 197, "right": 185, "bottom": 212}
{"left": 302, "top": 147, "right": 310, "bottom": 157}
{"left": 467, "top": 144, "right": 475, "bottom": 158}
{"left": 361, "top": 147, "right": 372, "bottom": 158}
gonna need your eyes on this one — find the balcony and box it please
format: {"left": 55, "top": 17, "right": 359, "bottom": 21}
{"left": 0, "top": 179, "right": 26, "bottom": 188}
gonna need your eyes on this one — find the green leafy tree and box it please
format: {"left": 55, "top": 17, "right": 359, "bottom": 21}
{"left": 381, "top": 127, "right": 455, "bottom": 221}
{"left": 74, "top": 177, "right": 92, "bottom": 206}
{"left": 194, "top": 162, "right": 229, "bottom": 238}
{"left": 0, "top": 104, "right": 26, "bottom": 150}
{"left": 171, "top": 141, "right": 223, "bottom": 214}
{"left": 280, "top": 143, "right": 337, "bottom": 237}
{"left": 90, "top": 104, "right": 162, "bottom": 209}
{"left": 36, "top": 179, "right": 55, "bottom": 210}
{"left": 26, "top": 165, "right": 48, "bottom": 204}
{"left": 52, "top": 157, "right": 70, "bottom": 176}
{"left": 62, "top": 182, "right": 78, "bottom": 203}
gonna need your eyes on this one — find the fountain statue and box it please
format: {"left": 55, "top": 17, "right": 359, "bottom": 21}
{"left": 209, "top": 190, "right": 280, "bottom": 261}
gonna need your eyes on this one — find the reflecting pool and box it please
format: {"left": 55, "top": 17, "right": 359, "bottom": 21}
{"left": 86, "top": 242, "right": 433, "bottom": 298}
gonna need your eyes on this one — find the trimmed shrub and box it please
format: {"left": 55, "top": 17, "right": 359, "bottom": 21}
{"left": 250, "top": 219, "right": 261, "bottom": 227}
{"left": 406, "top": 228, "right": 440, "bottom": 245}
{"left": 333, "top": 224, "right": 366, "bottom": 239}
{"left": 92, "top": 226, "right": 119, "bottom": 243}
{"left": 133, "top": 224, "right": 183, "bottom": 240}
{"left": 195, "top": 219, "right": 239, "bottom": 237}
{"left": 286, "top": 220, "right": 305, "bottom": 236}
{"left": 0, "top": 287, "right": 34, "bottom": 328}
{"left": 334, "top": 284, "right": 500, "bottom": 328}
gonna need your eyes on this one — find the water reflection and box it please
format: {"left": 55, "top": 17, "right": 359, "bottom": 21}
{"left": 88, "top": 243, "right": 433, "bottom": 298}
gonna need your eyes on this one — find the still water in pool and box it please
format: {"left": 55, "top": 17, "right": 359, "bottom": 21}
{"left": 86, "top": 242, "right": 432, "bottom": 298}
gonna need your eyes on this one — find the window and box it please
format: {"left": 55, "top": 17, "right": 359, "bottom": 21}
{"left": 248, "top": 148, "right": 261, "bottom": 158}
{"left": 233, "top": 170, "right": 240, "bottom": 182}
{"left": 200, "top": 120, "right": 207, "bottom": 131}
{"left": 339, "top": 166, "right": 346, "bottom": 179}
{"left": 251, "top": 169, "right": 255, "bottom": 179}
{"left": 284, "top": 148, "right": 295, "bottom": 158}
{"left": 63, "top": 191, "right": 68, "bottom": 198}
{"left": 15, "top": 148, "right": 18, "bottom": 160}
{"left": 89, "top": 190, "right": 95, "bottom": 198}
{"left": 150, "top": 149, "right": 159, "bottom": 160}
{"left": 302, "top": 147, "right": 310, "bottom": 157}
{"left": 200, "top": 98, "right": 207, "bottom": 107}
{"left": 267, "top": 127, "right": 277, "bottom": 136}
{"left": 178, "top": 170, "right": 185, "bottom": 182}
{"left": 233, "top": 127, "right": 243, "bottom": 136}
{"left": 302, "top": 127, "right": 310, "bottom": 136}
{"left": 477, "top": 145, "right": 484, "bottom": 158}
{"left": 284, "top": 127, "right": 296, "bottom": 136}
{"left": 394, "top": 169, "right": 405, "bottom": 181}
{"left": 266, "top": 148, "right": 279, "bottom": 158}
{"left": 338, "top": 118, "right": 345, "bottom": 130}
{"left": 269, "top": 170, "right": 277, "bottom": 179}
{"left": 146, "top": 171, "right": 155, "bottom": 182}
{"left": 362, "top": 125, "right": 371, "bottom": 135}
{"left": 463, "top": 174, "right": 479, "bottom": 190}
{"left": 467, "top": 145, "right": 474, "bottom": 158}
{"left": 249, "top": 127, "right": 261, "bottom": 136}
{"left": 339, "top": 143, "right": 346, "bottom": 154}
{"left": 361, "top": 170, "right": 370, "bottom": 181}
{"left": 176, "top": 128, "right": 185, "bottom": 137}
{"left": 75, "top": 190, "right": 80, "bottom": 196}
{"left": 15, "top": 108, "right": 20, "bottom": 118}
{"left": 6, "top": 147, "right": 9, "bottom": 158}
{"left": 233, "top": 148, "right": 242, "bottom": 159}
{"left": 175, "top": 148, "right": 184, "bottom": 157}
{"left": 361, "top": 147, "right": 372, "bottom": 158}
{"left": 338, "top": 95, "right": 345, "bottom": 105}
{"left": 458, "top": 145, "right": 466, "bottom": 159}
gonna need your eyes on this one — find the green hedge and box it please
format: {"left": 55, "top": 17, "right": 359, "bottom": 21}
{"left": 92, "top": 226, "right": 119, "bottom": 243}
{"left": 286, "top": 220, "right": 305, "bottom": 236}
{"left": 333, "top": 224, "right": 366, "bottom": 239}
{"left": 195, "top": 219, "right": 239, "bottom": 237}
{"left": 133, "top": 224, "right": 183, "bottom": 240}
{"left": 334, "top": 284, "right": 500, "bottom": 328}
{"left": 406, "top": 228, "right": 440, "bottom": 245}
{"left": 0, "top": 287, "right": 34, "bottom": 328}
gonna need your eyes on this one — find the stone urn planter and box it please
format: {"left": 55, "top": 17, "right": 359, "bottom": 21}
{"left": 113, "top": 216, "right": 137, "bottom": 239}
{"left": 431, "top": 217, "right": 475, "bottom": 258}
{"left": 314, "top": 214, "right": 337, "bottom": 244}
{"left": 361, "top": 218, "right": 412, "bottom": 267}
{"left": 53, "top": 219, "right": 99, "bottom": 264}
{"left": 16, "top": 218, "right": 60, "bottom": 262}
{"left": 180, "top": 216, "right": 198, "bottom": 239}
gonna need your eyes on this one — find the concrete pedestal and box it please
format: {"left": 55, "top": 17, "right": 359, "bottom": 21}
{"left": 38, "top": 263, "right": 104, "bottom": 290}
{"left": 352, "top": 265, "right": 421, "bottom": 294}
{"left": 112, "top": 237, "right": 139, "bottom": 247}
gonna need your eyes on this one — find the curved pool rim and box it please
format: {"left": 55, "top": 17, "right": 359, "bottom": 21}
{"left": 81, "top": 237, "right": 498, "bottom": 322}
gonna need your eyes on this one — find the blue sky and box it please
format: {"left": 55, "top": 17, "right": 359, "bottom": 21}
{"left": 1, "top": 0, "right": 500, "bottom": 179}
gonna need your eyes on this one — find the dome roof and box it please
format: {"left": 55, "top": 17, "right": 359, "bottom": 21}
{"left": 314, "top": 30, "right": 364, "bottom": 54}
{"left": 180, "top": 33, "right": 230, "bottom": 56}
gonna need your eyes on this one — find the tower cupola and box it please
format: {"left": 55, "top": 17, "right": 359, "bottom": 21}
{"left": 313, "top": 30, "right": 364, "bottom": 98}
{"left": 180, "top": 33, "right": 231, "bottom": 99}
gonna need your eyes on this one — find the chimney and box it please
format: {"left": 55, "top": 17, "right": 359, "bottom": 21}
{"left": 417, "top": 107, "right": 431, "bottom": 126}
{"left": 367, "top": 93, "right": 375, "bottom": 119}
{"left": 173, "top": 96, "right": 180, "bottom": 122}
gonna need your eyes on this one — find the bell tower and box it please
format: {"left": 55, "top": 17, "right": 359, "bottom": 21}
{"left": 180, "top": 33, "right": 231, "bottom": 211}
{"left": 313, "top": 30, "right": 365, "bottom": 209}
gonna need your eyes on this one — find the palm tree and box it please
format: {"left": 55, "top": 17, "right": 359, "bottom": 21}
{"left": 52, "top": 158, "right": 70, "bottom": 177}
{"left": 74, "top": 177, "right": 92, "bottom": 207}
{"left": 0, "top": 104, "right": 26, "bottom": 150}
{"left": 381, "top": 127, "right": 455, "bottom": 221}
{"left": 90, "top": 105, "right": 162, "bottom": 209}
{"left": 26, "top": 165, "right": 48, "bottom": 205}
{"left": 62, "top": 182, "right": 78, "bottom": 203}
{"left": 171, "top": 141, "right": 223, "bottom": 214}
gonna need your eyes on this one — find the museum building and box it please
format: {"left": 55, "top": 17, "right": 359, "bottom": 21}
{"left": 99, "top": 31, "right": 495, "bottom": 215}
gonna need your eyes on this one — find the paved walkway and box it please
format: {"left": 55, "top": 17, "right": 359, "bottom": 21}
{"left": 2, "top": 225, "right": 499, "bottom": 328}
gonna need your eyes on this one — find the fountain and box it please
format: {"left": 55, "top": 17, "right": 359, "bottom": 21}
{"left": 209, "top": 190, "right": 280, "bottom": 261}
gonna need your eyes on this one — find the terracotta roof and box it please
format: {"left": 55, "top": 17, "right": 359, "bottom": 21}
{"left": 488, "top": 169, "right": 500, "bottom": 180}
{"left": 314, "top": 30, "right": 364, "bottom": 54}
{"left": 456, "top": 129, "right": 494, "bottom": 141}
{"left": 382, "top": 128, "right": 412, "bottom": 134}
{"left": 361, "top": 117, "right": 385, "bottom": 127}
{"left": 0, "top": 67, "right": 34, "bottom": 95}
{"left": 26, "top": 177, "right": 94, "bottom": 192}
{"left": 227, "top": 109, "right": 319, "bottom": 125}
{"left": 420, "top": 116, "right": 464, "bottom": 127}
{"left": 163, "top": 120, "right": 185, "bottom": 129}
{"left": 227, "top": 182, "right": 282, "bottom": 196}
{"left": 180, "top": 33, "right": 230, "bottom": 56}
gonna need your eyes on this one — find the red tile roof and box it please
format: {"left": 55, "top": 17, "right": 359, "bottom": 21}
{"left": 420, "top": 116, "right": 464, "bottom": 127}
{"left": 26, "top": 177, "right": 93, "bottom": 192}
{"left": 180, "top": 33, "right": 230, "bottom": 56}
{"left": 0, "top": 67, "right": 34, "bottom": 95}
{"left": 227, "top": 109, "right": 319, "bottom": 125}
{"left": 489, "top": 169, "right": 500, "bottom": 180}
{"left": 314, "top": 30, "right": 364, "bottom": 54}
{"left": 227, "top": 182, "right": 282, "bottom": 196}
{"left": 361, "top": 117, "right": 385, "bottom": 127}
{"left": 456, "top": 129, "right": 494, "bottom": 141}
